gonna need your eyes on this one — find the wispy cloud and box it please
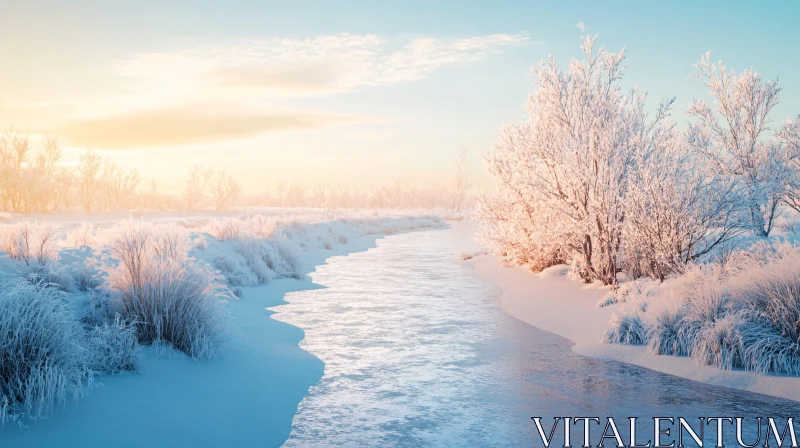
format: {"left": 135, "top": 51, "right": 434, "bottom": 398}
{"left": 44, "top": 105, "right": 362, "bottom": 148}
{"left": 8, "top": 33, "right": 531, "bottom": 149}
{"left": 115, "top": 33, "right": 532, "bottom": 96}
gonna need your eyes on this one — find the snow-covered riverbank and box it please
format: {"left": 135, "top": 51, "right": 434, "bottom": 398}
{"left": 0, "top": 212, "right": 446, "bottom": 447}
{"left": 468, "top": 255, "right": 800, "bottom": 402}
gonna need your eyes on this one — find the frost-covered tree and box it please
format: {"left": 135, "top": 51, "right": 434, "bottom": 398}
{"left": 449, "top": 148, "right": 471, "bottom": 212}
{"left": 51, "top": 167, "right": 74, "bottom": 211}
{"left": 687, "top": 53, "right": 794, "bottom": 237}
{"left": 479, "top": 27, "right": 798, "bottom": 284}
{"left": 76, "top": 149, "right": 103, "bottom": 213}
{"left": 183, "top": 165, "right": 213, "bottom": 211}
{"left": 482, "top": 26, "right": 674, "bottom": 285}
{"left": 101, "top": 160, "right": 140, "bottom": 211}
{"left": 624, "top": 129, "right": 742, "bottom": 281}
{"left": 210, "top": 170, "right": 243, "bottom": 211}
{"left": 286, "top": 182, "right": 306, "bottom": 207}
{"left": 0, "top": 134, "right": 71, "bottom": 213}
{"left": 778, "top": 116, "right": 800, "bottom": 212}
{"left": 311, "top": 182, "right": 327, "bottom": 208}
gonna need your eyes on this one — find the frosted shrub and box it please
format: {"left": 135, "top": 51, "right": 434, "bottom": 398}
{"left": 80, "top": 290, "right": 114, "bottom": 326}
{"left": 0, "top": 280, "right": 90, "bottom": 424}
{"left": 692, "top": 314, "right": 743, "bottom": 371}
{"left": 209, "top": 218, "right": 242, "bottom": 242}
{"left": 520, "top": 245, "right": 567, "bottom": 273}
{"left": 150, "top": 224, "right": 188, "bottom": 261}
{"left": 222, "top": 228, "right": 306, "bottom": 282}
{"left": 1, "top": 222, "right": 57, "bottom": 266}
{"left": 596, "top": 290, "right": 622, "bottom": 308}
{"left": 73, "top": 261, "right": 102, "bottom": 292}
{"left": 602, "top": 311, "right": 648, "bottom": 346}
{"left": 270, "top": 237, "right": 304, "bottom": 278}
{"left": 730, "top": 253, "right": 800, "bottom": 375}
{"left": 675, "top": 267, "right": 730, "bottom": 345}
{"left": 212, "top": 254, "right": 250, "bottom": 292}
{"left": 645, "top": 265, "right": 729, "bottom": 357}
{"left": 477, "top": 193, "right": 569, "bottom": 271}
{"left": 607, "top": 245, "right": 800, "bottom": 375}
{"left": 85, "top": 315, "right": 139, "bottom": 374}
{"left": 106, "top": 225, "right": 225, "bottom": 359}
{"left": 596, "top": 279, "right": 654, "bottom": 308}
{"left": 233, "top": 238, "right": 277, "bottom": 284}
{"left": 244, "top": 214, "right": 277, "bottom": 238}
{"left": 646, "top": 305, "right": 692, "bottom": 357}
{"left": 737, "top": 315, "right": 800, "bottom": 375}
{"left": 26, "top": 263, "right": 73, "bottom": 291}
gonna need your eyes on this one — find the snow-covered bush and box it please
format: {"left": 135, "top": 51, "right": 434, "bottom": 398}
{"left": 646, "top": 304, "right": 691, "bottom": 357}
{"left": 596, "top": 279, "right": 655, "bottom": 308}
{"left": 247, "top": 214, "right": 278, "bottom": 238}
{"left": 0, "top": 280, "right": 90, "bottom": 424}
{"left": 477, "top": 190, "right": 569, "bottom": 271}
{"left": 1, "top": 222, "right": 58, "bottom": 266}
{"left": 105, "top": 224, "right": 225, "bottom": 359}
{"left": 85, "top": 315, "right": 139, "bottom": 374}
{"left": 150, "top": 224, "right": 188, "bottom": 261}
{"left": 208, "top": 218, "right": 242, "bottom": 242}
{"left": 271, "top": 237, "right": 303, "bottom": 278}
{"left": 729, "top": 250, "right": 800, "bottom": 374}
{"left": 604, "top": 244, "right": 800, "bottom": 375}
{"left": 78, "top": 290, "right": 114, "bottom": 326}
{"left": 26, "top": 263, "right": 73, "bottom": 291}
{"left": 602, "top": 311, "right": 649, "bottom": 346}
{"left": 73, "top": 261, "right": 102, "bottom": 292}
{"left": 211, "top": 254, "right": 249, "bottom": 293}
{"left": 566, "top": 258, "right": 593, "bottom": 283}
{"left": 692, "top": 314, "right": 743, "bottom": 371}
{"left": 646, "top": 264, "right": 731, "bottom": 358}
{"left": 233, "top": 237, "right": 279, "bottom": 284}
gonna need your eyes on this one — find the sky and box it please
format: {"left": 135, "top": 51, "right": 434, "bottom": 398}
{"left": 1, "top": 0, "right": 799, "bottom": 193}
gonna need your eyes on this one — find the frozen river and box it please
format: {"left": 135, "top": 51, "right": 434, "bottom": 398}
{"left": 276, "top": 224, "right": 800, "bottom": 447}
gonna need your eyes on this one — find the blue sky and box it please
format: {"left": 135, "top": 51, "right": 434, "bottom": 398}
{"left": 1, "top": 1, "right": 798, "bottom": 191}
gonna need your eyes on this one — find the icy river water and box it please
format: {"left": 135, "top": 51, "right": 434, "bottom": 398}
{"left": 276, "top": 224, "right": 800, "bottom": 447}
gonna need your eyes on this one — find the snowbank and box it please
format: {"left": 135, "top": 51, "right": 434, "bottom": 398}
{"left": 468, "top": 255, "right": 800, "bottom": 402}
{"left": 0, "top": 211, "right": 446, "bottom": 446}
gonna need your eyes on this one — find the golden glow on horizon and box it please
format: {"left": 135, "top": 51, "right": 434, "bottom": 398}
{"left": 2, "top": 33, "right": 531, "bottom": 191}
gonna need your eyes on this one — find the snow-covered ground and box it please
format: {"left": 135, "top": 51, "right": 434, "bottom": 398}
{"left": 467, "top": 255, "right": 800, "bottom": 402}
{"left": 0, "top": 211, "right": 446, "bottom": 446}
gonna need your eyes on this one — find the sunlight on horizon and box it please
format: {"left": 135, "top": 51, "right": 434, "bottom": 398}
{"left": 2, "top": 1, "right": 799, "bottom": 196}
{"left": 1, "top": 31, "right": 533, "bottom": 192}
